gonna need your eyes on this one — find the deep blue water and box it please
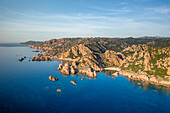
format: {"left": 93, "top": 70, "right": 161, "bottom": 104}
{"left": 0, "top": 44, "right": 170, "bottom": 113}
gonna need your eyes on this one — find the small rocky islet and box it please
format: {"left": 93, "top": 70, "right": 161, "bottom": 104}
{"left": 21, "top": 37, "right": 170, "bottom": 88}
{"left": 49, "top": 75, "right": 58, "bottom": 81}
{"left": 32, "top": 54, "right": 52, "bottom": 61}
{"left": 18, "top": 56, "right": 27, "bottom": 61}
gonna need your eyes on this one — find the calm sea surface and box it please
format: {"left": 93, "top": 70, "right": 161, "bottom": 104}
{"left": 0, "top": 44, "right": 170, "bottom": 113}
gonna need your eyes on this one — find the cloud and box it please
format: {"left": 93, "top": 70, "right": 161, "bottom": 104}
{"left": 0, "top": 7, "right": 170, "bottom": 43}
{"left": 90, "top": 6, "right": 132, "bottom": 13}
{"left": 149, "top": 7, "right": 170, "bottom": 14}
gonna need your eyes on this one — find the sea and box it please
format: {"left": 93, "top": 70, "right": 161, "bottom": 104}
{"left": 0, "top": 43, "right": 169, "bottom": 113}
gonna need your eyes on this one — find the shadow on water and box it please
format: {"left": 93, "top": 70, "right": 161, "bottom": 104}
{"left": 102, "top": 70, "right": 117, "bottom": 76}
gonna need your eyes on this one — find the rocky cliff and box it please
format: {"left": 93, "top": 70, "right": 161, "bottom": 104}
{"left": 28, "top": 37, "right": 170, "bottom": 83}
{"left": 121, "top": 44, "right": 170, "bottom": 77}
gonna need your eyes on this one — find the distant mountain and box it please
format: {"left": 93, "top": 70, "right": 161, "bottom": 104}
{"left": 138, "top": 36, "right": 170, "bottom": 39}
{"left": 20, "top": 41, "right": 42, "bottom": 45}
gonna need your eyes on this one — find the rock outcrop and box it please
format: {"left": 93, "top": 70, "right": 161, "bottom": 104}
{"left": 78, "top": 68, "right": 98, "bottom": 78}
{"left": 58, "top": 62, "right": 78, "bottom": 75}
{"left": 49, "top": 75, "right": 58, "bottom": 81}
{"left": 121, "top": 44, "right": 170, "bottom": 77}
{"left": 57, "top": 89, "right": 61, "bottom": 92}
{"left": 104, "top": 50, "right": 123, "bottom": 66}
{"left": 18, "top": 57, "right": 24, "bottom": 61}
{"left": 57, "top": 62, "right": 99, "bottom": 78}
{"left": 119, "top": 70, "right": 170, "bottom": 87}
{"left": 32, "top": 56, "right": 51, "bottom": 61}
{"left": 70, "top": 81, "right": 77, "bottom": 85}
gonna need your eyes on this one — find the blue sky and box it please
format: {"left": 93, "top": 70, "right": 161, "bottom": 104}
{"left": 0, "top": 0, "right": 170, "bottom": 42}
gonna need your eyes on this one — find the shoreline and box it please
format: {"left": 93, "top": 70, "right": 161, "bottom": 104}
{"left": 103, "top": 67, "right": 170, "bottom": 88}
{"left": 119, "top": 70, "right": 170, "bottom": 88}
{"left": 28, "top": 45, "right": 170, "bottom": 88}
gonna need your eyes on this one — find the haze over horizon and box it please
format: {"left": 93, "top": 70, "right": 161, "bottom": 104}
{"left": 0, "top": 0, "right": 170, "bottom": 43}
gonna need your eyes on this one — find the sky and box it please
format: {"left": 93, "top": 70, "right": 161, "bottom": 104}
{"left": 0, "top": 0, "right": 170, "bottom": 43}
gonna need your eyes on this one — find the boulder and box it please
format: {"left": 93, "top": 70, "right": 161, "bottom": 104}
{"left": 61, "top": 68, "right": 70, "bottom": 75}
{"left": 51, "top": 77, "right": 56, "bottom": 81}
{"left": 18, "top": 57, "right": 24, "bottom": 61}
{"left": 38, "top": 54, "right": 43, "bottom": 57}
{"left": 49, "top": 75, "right": 58, "bottom": 81}
{"left": 40, "top": 57, "right": 45, "bottom": 61}
{"left": 52, "top": 77, "right": 58, "bottom": 81}
{"left": 32, "top": 56, "right": 36, "bottom": 61}
{"left": 58, "top": 64, "right": 63, "bottom": 70}
{"left": 49, "top": 75, "right": 52, "bottom": 80}
{"left": 71, "top": 81, "right": 77, "bottom": 85}
{"left": 35, "top": 56, "right": 40, "bottom": 61}
{"left": 57, "top": 89, "right": 61, "bottom": 92}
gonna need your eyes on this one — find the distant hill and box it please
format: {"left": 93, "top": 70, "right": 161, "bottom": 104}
{"left": 20, "top": 41, "right": 42, "bottom": 45}
{"left": 138, "top": 36, "right": 170, "bottom": 39}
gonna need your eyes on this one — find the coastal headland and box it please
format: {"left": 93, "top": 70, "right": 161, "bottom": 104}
{"left": 21, "top": 37, "right": 170, "bottom": 87}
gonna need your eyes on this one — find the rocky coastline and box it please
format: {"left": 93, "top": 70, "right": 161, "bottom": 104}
{"left": 119, "top": 70, "right": 170, "bottom": 87}
{"left": 25, "top": 38, "right": 170, "bottom": 87}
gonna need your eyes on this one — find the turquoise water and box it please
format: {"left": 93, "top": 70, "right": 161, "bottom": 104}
{"left": 0, "top": 44, "right": 170, "bottom": 113}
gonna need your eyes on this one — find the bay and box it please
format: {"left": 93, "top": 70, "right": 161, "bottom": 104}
{"left": 0, "top": 44, "right": 169, "bottom": 113}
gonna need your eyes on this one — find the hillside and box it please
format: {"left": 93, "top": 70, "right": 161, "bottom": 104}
{"left": 28, "top": 37, "right": 170, "bottom": 82}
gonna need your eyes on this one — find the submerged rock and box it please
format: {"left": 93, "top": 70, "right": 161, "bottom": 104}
{"left": 111, "top": 77, "right": 115, "bottom": 79}
{"left": 137, "top": 83, "right": 141, "bottom": 85}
